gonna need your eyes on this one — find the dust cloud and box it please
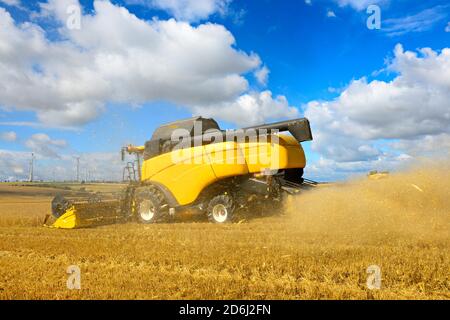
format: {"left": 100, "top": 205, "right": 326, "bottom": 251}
{"left": 284, "top": 162, "right": 450, "bottom": 244}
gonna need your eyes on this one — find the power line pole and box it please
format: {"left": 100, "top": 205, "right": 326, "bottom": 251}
{"left": 29, "top": 153, "right": 34, "bottom": 182}
{"left": 75, "top": 156, "right": 80, "bottom": 182}
{"left": 28, "top": 153, "right": 35, "bottom": 182}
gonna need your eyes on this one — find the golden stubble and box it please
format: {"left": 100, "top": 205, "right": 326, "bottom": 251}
{"left": 0, "top": 165, "right": 449, "bottom": 300}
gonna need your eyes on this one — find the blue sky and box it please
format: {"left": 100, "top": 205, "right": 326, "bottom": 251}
{"left": 0, "top": 0, "right": 449, "bottom": 181}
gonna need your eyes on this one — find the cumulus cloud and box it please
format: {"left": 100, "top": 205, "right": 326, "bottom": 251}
{"left": 25, "top": 133, "right": 67, "bottom": 158}
{"left": 306, "top": 153, "right": 413, "bottom": 182}
{"left": 126, "top": 0, "right": 231, "bottom": 22}
{"left": 305, "top": 44, "right": 450, "bottom": 174}
{"left": 0, "top": 131, "right": 17, "bottom": 142}
{"left": 0, "top": 149, "right": 28, "bottom": 181}
{"left": 0, "top": 0, "right": 20, "bottom": 7}
{"left": 254, "top": 66, "right": 270, "bottom": 86}
{"left": 391, "top": 134, "right": 450, "bottom": 158}
{"left": 0, "top": 0, "right": 262, "bottom": 127}
{"left": 192, "top": 91, "right": 300, "bottom": 127}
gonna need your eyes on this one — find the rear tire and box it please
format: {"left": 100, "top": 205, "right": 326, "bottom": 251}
{"left": 207, "top": 194, "right": 234, "bottom": 224}
{"left": 135, "top": 186, "right": 167, "bottom": 224}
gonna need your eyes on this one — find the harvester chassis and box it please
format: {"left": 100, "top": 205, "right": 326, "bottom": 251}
{"left": 48, "top": 116, "right": 314, "bottom": 229}
{"left": 49, "top": 169, "right": 308, "bottom": 228}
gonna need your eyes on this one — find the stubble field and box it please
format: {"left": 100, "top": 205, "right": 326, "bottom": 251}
{"left": 0, "top": 165, "right": 449, "bottom": 300}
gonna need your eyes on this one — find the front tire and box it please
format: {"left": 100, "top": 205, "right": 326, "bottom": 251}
{"left": 135, "top": 186, "right": 167, "bottom": 224}
{"left": 207, "top": 194, "right": 234, "bottom": 224}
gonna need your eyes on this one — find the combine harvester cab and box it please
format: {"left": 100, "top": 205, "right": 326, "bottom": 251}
{"left": 48, "top": 117, "right": 314, "bottom": 229}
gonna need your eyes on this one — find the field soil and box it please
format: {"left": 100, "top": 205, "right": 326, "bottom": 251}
{"left": 0, "top": 168, "right": 449, "bottom": 300}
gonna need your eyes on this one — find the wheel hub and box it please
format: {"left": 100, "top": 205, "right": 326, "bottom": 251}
{"left": 139, "top": 199, "right": 156, "bottom": 221}
{"left": 212, "top": 204, "right": 228, "bottom": 223}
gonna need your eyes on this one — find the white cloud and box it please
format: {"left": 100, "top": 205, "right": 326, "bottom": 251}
{"left": 391, "top": 134, "right": 450, "bottom": 158}
{"left": 192, "top": 90, "right": 300, "bottom": 127}
{"left": 335, "top": 0, "right": 387, "bottom": 11}
{"left": 327, "top": 10, "right": 336, "bottom": 18}
{"left": 25, "top": 133, "right": 67, "bottom": 158}
{"left": 306, "top": 153, "right": 413, "bottom": 182}
{"left": 383, "top": 5, "right": 448, "bottom": 36}
{"left": 125, "top": 0, "right": 230, "bottom": 22}
{"left": 0, "top": 131, "right": 17, "bottom": 142}
{"left": 305, "top": 44, "right": 450, "bottom": 169}
{"left": 327, "top": 86, "right": 345, "bottom": 94}
{"left": 0, "top": 149, "right": 127, "bottom": 181}
{"left": 0, "top": 149, "right": 28, "bottom": 181}
{"left": 0, "top": 0, "right": 20, "bottom": 7}
{"left": 60, "top": 152, "right": 128, "bottom": 181}
{"left": 0, "top": 1, "right": 261, "bottom": 127}
{"left": 254, "top": 66, "right": 270, "bottom": 86}
{"left": 446, "top": 22, "right": 450, "bottom": 32}
{"left": 335, "top": 3, "right": 448, "bottom": 36}
{"left": 305, "top": 0, "right": 312, "bottom": 5}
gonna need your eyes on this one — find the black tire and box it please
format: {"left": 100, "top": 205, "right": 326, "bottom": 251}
{"left": 135, "top": 186, "right": 168, "bottom": 224}
{"left": 267, "top": 177, "right": 285, "bottom": 214}
{"left": 207, "top": 194, "right": 235, "bottom": 224}
{"left": 120, "top": 186, "right": 135, "bottom": 220}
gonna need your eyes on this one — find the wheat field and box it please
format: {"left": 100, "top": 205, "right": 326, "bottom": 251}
{"left": 0, "top": 166, "right": 449, "bottom": 300}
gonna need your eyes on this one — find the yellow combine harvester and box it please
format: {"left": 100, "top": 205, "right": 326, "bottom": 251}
{"left": 49, "top": 117, "right": 314, "bottom": 228}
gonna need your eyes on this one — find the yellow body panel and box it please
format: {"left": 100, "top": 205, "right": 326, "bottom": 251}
{"left": 205, "top": 142, "right": 249, "bottom": 179}
{"left": 150, "top": 145, "right": 218, "bottom": 206}
{"left": 141, "top": 134, "right": 307, "bottom": 206}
